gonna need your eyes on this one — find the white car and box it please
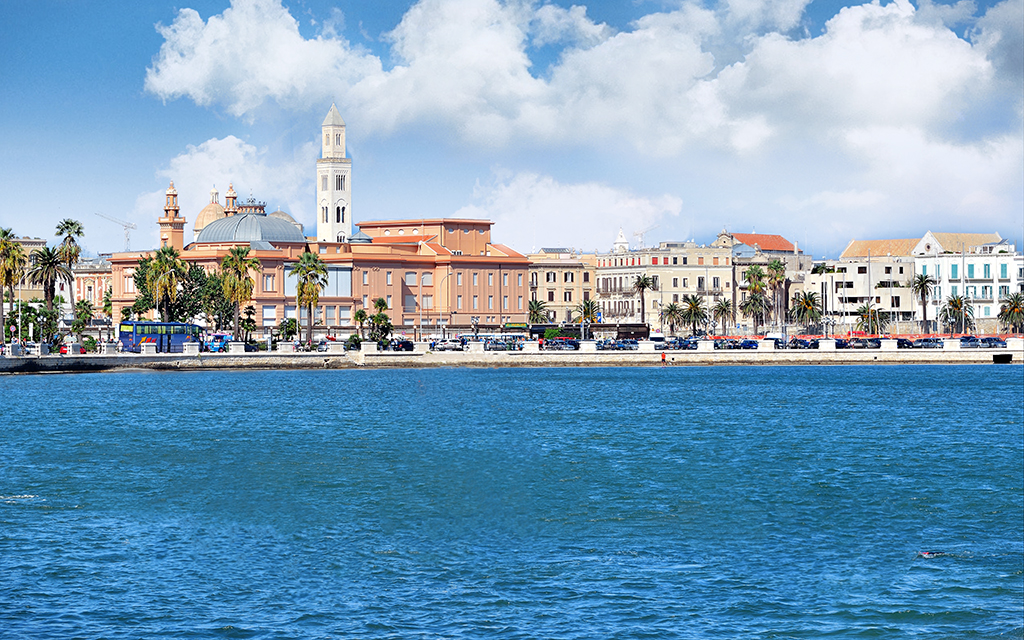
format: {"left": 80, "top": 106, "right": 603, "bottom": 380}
{"left": 434, "top": 339, "right": 464, "bottom": 351}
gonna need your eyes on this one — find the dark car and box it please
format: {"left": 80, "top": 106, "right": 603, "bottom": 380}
{"left": 959, "top": 336, "right": 981, "bottom": 348}
{"left": 739, "top": 339, "right": 759, "bottom": 349}
{"left": 788, "top": 338, "right": 811, "bottom": 349}
{"left": 615, "top": 339, "right": 639, "bottom": 351}
{"left": 912, "top": 338, "right": 942, "bottom": 348}
{"left": 980, "top": 337, "right": 1007, "bottom": 348}
{"left": 391, "top": 339, "right": 415, "bottom": 351}
{"left": 849, "top": 338, "right": 880, "bottom": 349}
{"left": 715, "top": 338, "right": 740, "bottom": 350}
{"left": 834, "top": 338, "right": 850, "bottom": 349}
{"left": 896, "top": 338, "right": 914, "bottom": 349}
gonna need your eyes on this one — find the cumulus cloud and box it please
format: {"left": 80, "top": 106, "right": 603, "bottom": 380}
{"left": 130, "top": 136, "right": 315, "bottom": 248}
{"left": 531, "top": 4, "right": 612, "bottom": 47}
{"left": 454, "top": 170, "right": 681, "bottom": 253}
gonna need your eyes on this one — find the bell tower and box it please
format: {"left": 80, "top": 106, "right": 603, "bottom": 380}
{"left": 316, "top": 103, "right": 352, "bottom": 243}
{"left": 158, "top": 181, "right": 186, "bottom": 251}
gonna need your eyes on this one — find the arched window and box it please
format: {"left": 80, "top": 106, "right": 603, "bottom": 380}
{"left": 341, "top": 206, "right": 346, "bottom": 222}
{"left": 325, "top": 134, "right": 330, "bottom": 146}
{"left": 336, "top": 207, "right": 341, "bottom": 223}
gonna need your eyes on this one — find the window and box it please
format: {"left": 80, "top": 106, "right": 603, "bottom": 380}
{"left": 404, "top": 294, "right": 416, "bottom": 311}
{"left": 362, "top": 295, "right": 368, "bottom": 308}
{"left": 672, "top": 257, "right": 678, "bottom": 265}
{"left": 457, "top": 295, "right": 463, "bottom": 309}
{"left": 362, "top": 271, "right": 368, "bottom": 286}
{"left": 652, "top": 257, "right": 659, "bottom": 265}
{"left": 984, "top": 306, "right": 991, "bottom": 317}
{"left": 672, "top": 294, "right": 678, "bottom": 302}
{"left": 325, "top": 134, "right": 330, "bottom": 146}
{"left": 982, "top": 285, "right": 992, "bottom": 299}
{"left": 712, "top": 277, "right": 720, "bottom": 289}
{"left": 503, "top": 273, "right": 509, "bottom": 286}
{"left": 546, "top": 272, "right": 556, "bottom": 283}
{"left": 336, "top": 175, "right": 345, "bottom": 190}
{"left": 473, "top": 295, "right": 478, "bottom": 309}
{"left": 713, "top": 257, "right": 719, "bottom": 266}
{"left": 423, "top": 295, "right": 433, "bottom": 310}
{"left": 262, "top": 305, "right": 276, "bottom": 327}
{"left": 899, "top": 267, "right": 903, "bottom": 274}
{"left": 951, "top": 264, "right": 958, "bottom": 279}
{"left": 263, "top": 274, "right": 275, "bottom": 292}
{"left": 488, "top": 295, "right": 494, "bottom": 309}
{"left": 488, "top": 273, "right": 494, "bottom": 286}
{"left": 406, "top": 272, "right": 417, "bottom": 285}
{"left": 457, "top": 272, "right": 463, "bottom": 286}
{"left": 321, "top": 175, "right": 328, "bottom": 191}
{"left": 885, "top": 266, "right": 892, "bottom": 274}
{"left": 547, "top": 291, "right": 555, "bottom": 302}
{"left": 386, "top": 271, "right": 392, "bottom": 285}
{"left": 682, "top": 257, "right": 688, "bottom": 265}
{"left": 697, "top": 277, "right": 705, "bottom": 290}
{"left": 682, "top": 278, "right": 688, "bottom": 288}
{"left": 518, "top": 296, "right": 523, "bottom": 309}
{"left": 335, "top": 133, "right": 341, "bottom": 146}
{"left": 891, "top": 296, "right": 900, "bottom": 307}
{"left": 583, "top": 291, "right": 589, "bottom": 301}
{"left": 1000, "top": 285, "right": 1009, "bottom": 297}
{"left": 503, "top": 296, "right": 508, "bottom": 309}
{"left": 921, "top": 265, "right": 926, "bottom": 276}
{"left": 967, "top": 264, "right": 975, "bottom": 278}
{"left": 1001, "top": 264, "right": 1008, "bottom": 279}
{"left": 698, "top": 257, "right": 704, "bottom": 266}
{"left": 326, "top": 306, "right": 335, "bottom": 324}
{"left": 984, "top": 264, "right": 991, "bottom": 279}
{"left": 672, "top": 278, "right": 678, "bottom": 288}
{"left": 951, "top": 286, "right": 958, "bottom": 297}
{"left": 386, "top": 295, "right": 392, "bottom": 309}
{"left": 473, "top": 273, "right": 479, "bottom": 286}
{"left": 422, "top": 273, "right": 433, "bottom": 286}
{"left": 583, "top": 272, "right": 589, "bottom": 283}
{"left": 563, "top": 291, "right": 572, "bottom": 302}
{"left": 858, "top": 266, "right": 867, "bottom": 274}
{"left": 564, "top": 272, "right": 574, "bottom": 283}
{"left": 935, "top": 286, "right": 942, "bottom": 299}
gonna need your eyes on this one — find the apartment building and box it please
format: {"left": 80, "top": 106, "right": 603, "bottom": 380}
{"left": 526, "top": 248, "right": 597, "bottom": 323}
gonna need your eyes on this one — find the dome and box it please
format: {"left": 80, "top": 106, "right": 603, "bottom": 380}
{"left": 268, "top": 209, "right": 298, "bottom": 225}
{"left": 195, "top": 201, "right": 226, "bottom": 232}
{"left": 195, "top": 212, "right": 306, "bottom": 244}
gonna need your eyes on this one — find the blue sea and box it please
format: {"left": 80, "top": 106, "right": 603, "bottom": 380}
{"left": 1, "top": 365, "right": 1022, "bottom": 638}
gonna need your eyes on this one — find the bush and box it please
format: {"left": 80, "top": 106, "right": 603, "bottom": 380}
{"left": 82, "top": 336, "right": 97, "bottom": 353}
{"left": 346, "top": 334, "right": 362, "bottom": 350}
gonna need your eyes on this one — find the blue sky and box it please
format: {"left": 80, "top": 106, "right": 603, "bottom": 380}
{"left": 1, "top": 0, "right": 1020, "bottom": 258}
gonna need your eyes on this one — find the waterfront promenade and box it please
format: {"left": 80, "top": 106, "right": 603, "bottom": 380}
{"left": 1, "top": 341, "right": 1020, "bottom": 374}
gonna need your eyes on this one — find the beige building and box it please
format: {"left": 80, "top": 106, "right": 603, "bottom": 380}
{"left": 526, "top": 248, "right": 597, "bottom": 323}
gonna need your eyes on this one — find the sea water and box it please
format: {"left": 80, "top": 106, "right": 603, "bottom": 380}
{"left": 1, "top": 365, "right": 1021, "bottom": 638}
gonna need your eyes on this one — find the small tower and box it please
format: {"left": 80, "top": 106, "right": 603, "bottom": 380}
{"left": 158, "top": 181, "right": 186, "bottom": 251}
{"left": 225, "top": 183, "right": 238, "bottom": 217}
{"left": 316, "top": 103, "right": 353, "bottom": 243}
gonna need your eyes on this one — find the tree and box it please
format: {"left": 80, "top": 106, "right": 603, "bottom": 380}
{"left": 910, "top": 273, "right": 937, "bottom": 333}
{"left": 662, "top": 302, "right": 684, "bottom": 335}
{"left": 997, "top": 292, "right": 1024, "bottom": 333}
{"left": 353, "top": 308, "right": 368, "bottom": 339}
{"left": 938, "top": 294, "right": 974, "bottom": 335}
{"left": 631, "top": 274, "right": 656, "bottom": 325}
{"left": 28, "top": 246, "right": 72, "bottom": 312}
{"left": 55, "top": 219, "right": 84, "bottom": 269}
{"left": 72, "top": 299, "right": 94, "bottom": 343}
{"left": 0, "top": 227, "right": 29, "bottom": 345}
{"left": 278, "top": 317, "right": 298, "bottom": 341}
{"left": 528, "top": 299, "right": 548, "bottom": 324}
{"left": 744, "top": 265, "right": 767, "bottom": 294}
{"left": 241, "top": 305, "right": 257, "bottom": 342}
{"left": 741, "top": 292, "right": 771, "bottom": 335}
{"left": 790, "top": 291, "right": 822, "bottom": 330}
{"left": 102, "top": 286, "right": 113, "bottom": 317}
{"left": 574, "top": 299, "right": 599, "bottom": 323}
{"left": 146, "top": 246, "right": 185, "bottom": 322}
{"left": 200, "top": 268, "right": 233, "bottom": 330}
{"left": 368, "top": 297, "right": 393, "bottom": 344}
{"left": 290, "top": 251, "right": 329, "bottom": 345}
{"left": 854, "top": 302, "right": 889, "bottom": 334}
{"left": 680, "top": 294, "right": 708, "bottom": 336}
{"left": 766, "top": 258, "right": 786, "bottom": 326}
{"left": 221, "top": 246, "right": 261, "bottom": 341}
{"left": 713, "top": 299, "right": 733, "bottom": 336}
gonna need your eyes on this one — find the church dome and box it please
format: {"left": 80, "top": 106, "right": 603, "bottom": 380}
{"left": 194, "top": 186, "right": 226, "bottom": 234}
{"left": 269, "top": 209, "right": 298, "bottom": 225}
{"left": 196, "top": 212, "right": 306, "bottom": 244}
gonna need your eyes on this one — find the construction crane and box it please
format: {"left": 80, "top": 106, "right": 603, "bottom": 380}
{"left": 632, "top": 224, "right": 658, "bottom": 249}
{"left": 94, "top": 212, "right": 138, "bottom": 251}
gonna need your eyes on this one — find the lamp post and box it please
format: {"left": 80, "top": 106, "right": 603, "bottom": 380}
{"left": 437, "top": 269, "right": 453, "bottom": 340}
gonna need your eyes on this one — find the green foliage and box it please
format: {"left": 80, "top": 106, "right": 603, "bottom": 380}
{"left": 528, "top": 299, "right": 548, "bottom": 324}
{"left": 278, "top": 317, "right": 298, "bottom": 341}
{"left": 367, "top": 311, "right": 393, "bottom": 343}
{"left": 221, "top": 246, "right": 261, "bottom": 340}
{"left": 72, "top": 299, "right": 95, "bottom": 339}
{"left": 790, "top": 291, "right": 822, "bottom": 328}
{"left": 631, "top": 274, "right": 656, "bottom": 325}
{"left": 713, "top": 299, "right": 733, "bottom": 335}
{"left": 241, "top": 305, "right": 257, "bottom": 342}
{"left": 543, "top": 328, "right": 563, "bottom": 339}
{"left": 680, "top": 294, "right": 708, "bottom": 335}
{"left": 662, "top": 302, "right": 683, "bottom": 335}
{"left": 353, "top": 308, "right": 368, "bottom": 338}
{"left": 55, "top": 219, "right": 84, "bottom": 268}
{"left": 346, "top": 334, "right": 362, "bottom": 350}
{"left": 854, "top": 302, "right": 890, "bottom": 334}
{"left": 291, "top": 251, "right": 329, "bottom": 345}
{"left": 573, "top": 299, "right": 599, "bottom": 323}
{"left": 28, "top": 245, "right": 73, "bottom": 311}
{"left": 998, "top": 292, "right": 1024, "bottom": 333}
{"left": 82, "top": 336, "right": 97, "bottom": 352}
{"left": 938, "top": 295, "right": 974, "bottom": 335}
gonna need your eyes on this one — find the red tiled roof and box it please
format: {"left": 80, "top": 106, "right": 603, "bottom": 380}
{"left": 731, "top": 233, "right": 795, "bottom": 252}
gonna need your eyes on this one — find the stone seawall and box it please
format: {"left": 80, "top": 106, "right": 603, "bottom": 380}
{"left": 1, "top": 347, "right": 1019, "bottom": 375}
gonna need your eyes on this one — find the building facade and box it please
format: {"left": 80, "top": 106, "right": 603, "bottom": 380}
{"left": 526, "top": 248, "right": 597, "bottom": 323}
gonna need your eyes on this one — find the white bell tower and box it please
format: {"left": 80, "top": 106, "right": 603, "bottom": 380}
{"left": 316, "top": 103, "right": 352, "bottom": 242}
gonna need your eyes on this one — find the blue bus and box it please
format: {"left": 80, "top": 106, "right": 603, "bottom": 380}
{"left": 118, "top": 321, "right": 202, "bottom": 353}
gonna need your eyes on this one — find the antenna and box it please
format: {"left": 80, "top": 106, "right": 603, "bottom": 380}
{"left": 94, "top": 212, "right": 138, "bottom": 251}
{"left": 633, "top": 224, "right": 658, "bottom": 249}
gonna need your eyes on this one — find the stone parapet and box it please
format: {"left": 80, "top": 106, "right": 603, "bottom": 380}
{"left": 943, "top": 339, "right": 961, "bottom": 350}
{"left": 183, "top": 342, "right": 200, "bottom": 355}
{"left": 880, "top": 339, "right": 898, "bottom": 352}
{"left": 228, "top": 341, "right": 248, "bottom": 354}
{"left": 758, "top": 339, "right": 776, "bottom": 351}
{"left": 579, "top": 340, "right": 597, "bottom": 353}
{"left": 696, "top": 340, "right": 714, "bottom": 352}
{"left": 140, "top": 343, "right": 157, "bottom": 355}
{"left": 817, "top": 339, "right": 836, "bottom": 351}
{"left": 638, "top": 340, "right": 655, "bottom": 352}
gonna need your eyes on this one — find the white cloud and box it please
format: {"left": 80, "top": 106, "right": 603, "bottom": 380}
{"left": 531, "top": 4, "right": 612, "bottom": 47}
{"left": 454, "top": 170, "right": 681, "bottom": 253}
{"left": 130, "top": 136, "right": 315, "bottom": 248}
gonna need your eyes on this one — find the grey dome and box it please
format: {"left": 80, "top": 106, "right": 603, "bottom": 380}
{"left": 196, "top": 213, "right": 305, "bottom": 244}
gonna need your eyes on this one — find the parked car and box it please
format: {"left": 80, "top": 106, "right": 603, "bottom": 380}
{"left": 834, "top": 338, "right": 850, "bottom": 349}
{"left": 959, "top": 336, "right": 981, "bottom": 348}
{"left": 715, "top": 338, "right": 740, "bottom": 350}
{"left": 435, "top": 339, "right": 464, "bottom": 351}
{"left": 788, "top": 338, "right": 811, "bottom": 350}
{"left": 896, "top": 338, "right": 914, "bottom": 349}
{"left": 980, "top": 337, "right": 1007, "bottom": 348}
{"left": 390, "top": 339, "right": 415, "bottom": 351}
{"left": 912, "top": 338, "right": 942, "bottom": 348}
{"left": 739, "top": 339, "right": 759, "bottom": 349}
{"left": 614, "top": 339, "right": 639, "bottom": 351}
{"left": 850, "top": 338, "right": 881, "bottom": 349}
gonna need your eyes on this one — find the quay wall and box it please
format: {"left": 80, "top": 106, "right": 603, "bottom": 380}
{"left": 1, "top": 346, "right": 1020, "bottom": 375}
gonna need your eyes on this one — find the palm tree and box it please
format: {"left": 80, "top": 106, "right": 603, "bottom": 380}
{"left": 744, "top": 265, "right": 767, "bottom": 295}
{"left": 790, "top": 291, "right": 822, "bottom": 331}
{"left": 662, "top": 302, "right": 684, "bottom": 335}
{"left": 741, "top": 292, "right": 770, "bottom": 335}
{"left": 938, "top": 294, "right": 974, "bottom": 336}
{"left": 373, "top": 297, "right": 388, "bottom": 314}
{"left": 55, "top": 219, "right": 85, "bottom": 269}
{"left": 574, "top": 299, "right": 600, "bottom": 323}
{"left": 354, "top": 308, "right": 368, "bottom": 339}
{"left": 28, "top": 246, "right": 72, "bottom": 312}
{"left": 997, "top": 292, "right": 1024, "bottom": 333}
{"left": 102, "top": 287, "right": 113, "bottom": 317}
{"left": 854, "top": 302, "right": 888, "bottom": 334}
{"left": 766, "top": 258, "right": 786, "bottom": 326}
{"left": 910, "top": 273, "right": 937, "bottom": 333}
{"left": 631, "top": 274, "right": 656, "bottom": 325}
{"left": 146, "top": 246, "right": 184, "bottom": 322}
{"left": 290, "top": 251, "right": 329, "bottom": 346}
{"left": 72, "top": 299, "right": 94, "bottom": 343}
{"left": 713, "top": 299, "right": 733, "bottom": 336}
{"left": 680, "top": 294, "right": 708, "bottom": 336}
{"left": 0, "top": 228, "right": 29, "bottom": 345}
{"left": 528, "top": 299, "right": 548, "bottom": 324}
{"left": 221, "top": 246, "right": 261, "bottom": 341}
